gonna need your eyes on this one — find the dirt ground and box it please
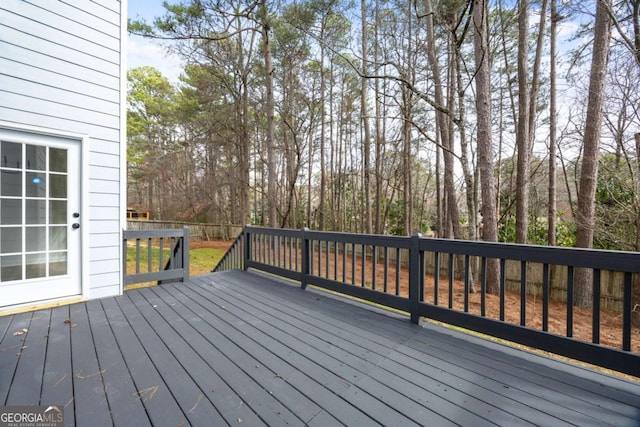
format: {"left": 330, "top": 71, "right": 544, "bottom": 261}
{"left": 190, "top": 240, "right": 234, "bottom": 250}
{"left": 197, "top": 239, "right": 640, "bottom": 357}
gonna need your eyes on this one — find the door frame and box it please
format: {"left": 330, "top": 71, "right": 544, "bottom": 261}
{"left": 0, "top": 120, "right": 89, "bottom": 308}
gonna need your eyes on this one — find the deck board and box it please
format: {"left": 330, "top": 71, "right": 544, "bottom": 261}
{"left": 6, "top": 309, "right": 49, "bottom": 405}
{"left": 0, "top": 312, "right": 32, "bottom": 404}
{"left": 40, "top": 306, "right": 73, "bottom": 421}
{"left": 69, "top": 302, "right": 112, "bottom": 426}
{"left": 0, "top": 270, "right": 639, "bottom": 426}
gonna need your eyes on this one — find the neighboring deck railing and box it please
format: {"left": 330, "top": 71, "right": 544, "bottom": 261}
{"left": 213, "top": 225, "right": 640, "bottom": 377}
{"left": 123, "top": 227, "right": 190, "bottom": 286}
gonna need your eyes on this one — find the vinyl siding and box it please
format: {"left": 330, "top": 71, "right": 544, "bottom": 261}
{"left": 0, "top": 0, "right": 124, "bottom": 299}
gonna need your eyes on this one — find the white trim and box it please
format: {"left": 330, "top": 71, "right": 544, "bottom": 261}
{"left": 0, "top": 120, "right": 87, "bottom": 141}
{"left": 81, "top": 133, "right": 91, "bottom": 299}
{"left": 118, "top": 0, "right": 128, "bottom": 296}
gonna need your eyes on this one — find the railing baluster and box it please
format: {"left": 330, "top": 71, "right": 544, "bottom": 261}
{"left": 480, "top": 257, "right": 486, "bottom": 317}
{"left": 361, "top": 244, "right": 366, "bottom": 288}
{"left": 520, "top": 261, "right": 527, "bottom": 327}
{"left": 434, "top": 252, "right": 440, "bottom": 305}
{"left": 419, "top": 250, "right": 425, "bottom": 302}
{"left": 333, "top": 242, "right": 339, "bottom": 281}
{"left": 135, "top": 239, "right": 141, "bottom": 274}
{"left": 342, "top": 242, "right": 347, "bottom": 282}
{"left": 318, "top": 240, "right": 322, "bottom": 277}
{"left": 592, "top": 269, "right": 601, "bottom": 344}
{"left": 295, "top": 238, "right": 299, "bottom": 272}
{"left": 310, "top": 240, "right": 314, "bottom": 276}
{"left": 325, "top": 240, "right": 330, "bottom": 278}
{"left": 395, "top": 248, "right": 400, "bottom": 296}
{"left": 301, "top": 228, "right": 309, "bottom": 289}
{"left": 448, "top": 254, "right": 454, "bottom": 309}
{"left": 542, "top": 263, "right": 549, "bottom": 332}
{"left": 383, "top": 247, "right": 389, "bottom": 293}
{"left": 464, "top": 255, "right": 470, "bottom": 313}
{"left": 271, "top": 235, "right": 275, "bottom": 265}
{"left": 372, "top": 246, "right": 377, "bottom": 292}
{"left": 623, "top": 272, "right": 632, "bottom": 351}
{"left": 499, "top": 259, "right": 506, "bottom": 321}
{"left": 352, "top": 243, "right": 356, "bottom": 285}
{"left": 278, "top": 235, "right": 282, "bottom": 267}
{"left": 147, "top": 238, "right": 152, "bottom": 272}
{"left": 567, "top": 266, "right": 574, "bottom": 338}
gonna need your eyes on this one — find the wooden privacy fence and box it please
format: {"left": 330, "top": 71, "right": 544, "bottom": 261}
{"left": 213, "top": 226, "right": 640, "bottom": 377}
{"left": 123, "top": 227, "right": 190, "bottom": 286}
{"left": 127, "top": 220, "right": 242, "bottom": 241}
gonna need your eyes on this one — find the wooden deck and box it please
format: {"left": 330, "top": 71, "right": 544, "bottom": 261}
{"left": 1, "top": 270, "right": 639, "bottom": 426}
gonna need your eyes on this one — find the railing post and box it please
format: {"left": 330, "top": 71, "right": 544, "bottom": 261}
{"left": 301, "top": 227, "right": 310, "bottom": 289}
{"left": 409, "top": 233, "right": 423, "bottom": 324}
{"left": 243, "top": 225, "right": 251, "bottom": 271}
{"left": 183, "top": 226, "right": 190, "bottom": 282}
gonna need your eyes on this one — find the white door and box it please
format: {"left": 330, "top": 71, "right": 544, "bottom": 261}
{"left": 0, "top": 129, "right": 81, "bottom": 308}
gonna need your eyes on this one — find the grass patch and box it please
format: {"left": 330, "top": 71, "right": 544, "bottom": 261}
{"left": 189, "top": 247, "right": 227, "bottom": 275}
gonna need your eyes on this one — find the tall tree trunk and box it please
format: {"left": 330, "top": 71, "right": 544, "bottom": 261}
{"left": 515, "top": 0, "right": 530, "bottom": 243}
{"left": 361, "top": 0, "right": 372, "bottom": 234}
{"left": 238, "top": 24, "right": 251, "bottom": 225}
{"left": 424, "top": 0, "right": 460, "bottom": 240}
{"left": 454, "top": 36, "right": 476, "bottom": 240}
{"left": 318, "top": 31, "right": 327, "bottom": 230}
{"left": 402, "top": 89, "right": 413, "bottom": 235}
{"left": 634, "top": 133, "right": 640, "bottom": 326}
{"left": 402, "top": 2, "right": 414, "bottom": 235}
{"left": 575, "top": 0, "right": 612, "bottom": 307}
{"left": 261, "top": 7, "right": 277, "bottom": 228}
{"left": 307, "top": 127, "right": 313, "bottom": 227}
{"left": 474, "top": 0, "right": 500, "bottom": 294}
{"left": 528, "top": 0, "right": 548, "bottom": 151}
{"left": 548, "top": 0, "right": 558, "bottom": 245}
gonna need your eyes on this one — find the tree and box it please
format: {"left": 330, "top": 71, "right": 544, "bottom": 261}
{"left": 127, "top": 66, "right": 177, "bottom": 219}
{"left": 548, "top": 0, "right": 559, "bottom": 246}
{"left": 473, "top": 0, "right": 500, "bottom": 294}
{"left": 575, "top": 0, "right": 613, "bottom": 307}
{"left": 129, "top": 0, "right": 276, "bottom": 226}
{"left": 515, "top": 0, "right": 530, "bottom": 244}
{"left": 360, "top": 0, "right": 372, "bottom": 234}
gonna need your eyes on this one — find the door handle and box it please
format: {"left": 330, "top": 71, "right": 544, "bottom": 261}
{"left": 72, "top": 223, "right": 80, "bottom": 229}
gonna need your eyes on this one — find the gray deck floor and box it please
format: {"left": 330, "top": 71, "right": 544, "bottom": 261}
{"left": 1, "top": 270, "right": 639, "bottom": 426}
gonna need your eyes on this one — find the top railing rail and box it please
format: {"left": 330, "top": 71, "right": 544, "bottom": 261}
{"left": 213, "top": 225, "right": 640, "bottom": 377}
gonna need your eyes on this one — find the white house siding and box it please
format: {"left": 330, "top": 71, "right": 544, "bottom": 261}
{"left": 0, "top": 0, "right": 125, "bottom": 299}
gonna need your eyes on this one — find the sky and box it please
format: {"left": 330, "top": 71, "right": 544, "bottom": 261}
{"left": 127, "top": 0, "right": 184, "bottom": 83}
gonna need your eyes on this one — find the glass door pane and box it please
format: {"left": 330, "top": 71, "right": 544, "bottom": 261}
{"left": 0, "top": 141, "right": 69, "bottom": 282}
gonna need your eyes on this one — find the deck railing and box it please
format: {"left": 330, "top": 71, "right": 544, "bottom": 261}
{"left": 213, "top": 226, "right": 640, "bottom": 377}
{"left": 123, "top": 227, "right": 190, "bottom": 285}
